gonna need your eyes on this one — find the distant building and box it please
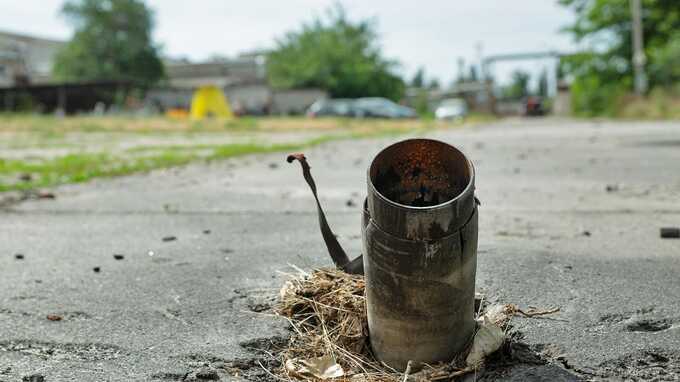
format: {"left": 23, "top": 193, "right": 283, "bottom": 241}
{"left": 405, "top": 81, "right": 494, "bottom": 114}
{"left": 0, "top": 30, "right": 327, "bottom": 115}
{"left": 0, "top": 31, "right": 133, "bottom": 114}
{"left": 0, "top": 30, "right": 64, "bottom": 87}
{"left": 553, "top": 80, "right": 572, "bottom": 116}
{"left": 164, "top": 56, "right": 265, "bottom": 89}
{"left": 148, "top": 54, "right": 327, "bottom": 115}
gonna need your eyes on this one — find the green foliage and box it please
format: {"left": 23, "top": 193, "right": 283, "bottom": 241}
{"left": 411, "top": 67, "right": 425, "bottom": 88}
{"left": 0, "top": 115, "right": 444, "bottom": 192}
{"left": 52, "top": 0, "right": 164, "bottom": 88}
{"left": 13, "top": 92, "right": 35, "bottom": 112}
{"left": 570, "top": 71, "right": 629, "bottom": 116}
{"left": 413, "top": 89, "right": 431, "bottom": 116}
{"left": 648, "top": 31, "right": 680, "bottom": 86}
{"left": 453, "top": 64, "right": 479, "bottom": 85}
{"left": 559, "top": 0, "right": 680, "bottom": 115}
{"left": 266, "top": 5, "right": 405, "bottom": 101}
{"left": 538, "top": 69, "right": 549, "bottom": 98}
{"left": 614, "top": 87, "right": 680, "bottom": 119}
{"left": 559, "top": 51, "right": 633, "bottom": 115}
{"left": 502, "top": 70, "right": 531, "bottom": 100}
{"left": 468, "top": 67, "right": 479, "bottom": 82}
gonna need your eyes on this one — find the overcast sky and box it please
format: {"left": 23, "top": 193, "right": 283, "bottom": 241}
{"left": 0, "top": 0, "right": 580, "bottom": 85}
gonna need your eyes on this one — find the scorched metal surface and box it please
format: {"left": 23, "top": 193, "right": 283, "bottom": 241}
{"left": 287, "top": 138, "right": 479, "bottom": 371}
{"left": 363, "top": 139, "right": 478, "bottom": 370}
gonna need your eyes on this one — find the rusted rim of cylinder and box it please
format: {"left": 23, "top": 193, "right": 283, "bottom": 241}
{"left": 368, "top": 138, "right": 475, "bottom": 211}
{"left": 367, "top": 138, "right": 475, "bottom": 239}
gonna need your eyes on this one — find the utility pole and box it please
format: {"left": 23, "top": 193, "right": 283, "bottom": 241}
{"left": 630, "top": 0, "right": 647, "bottom": 95}
{"left": 456, "top": 57, "right": 465, "bottom": 83}
{"left": 475, "top": 41, "right": 484, "bottom": 81}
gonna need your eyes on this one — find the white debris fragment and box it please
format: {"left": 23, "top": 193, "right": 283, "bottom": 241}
{"left": 279, "top": 280, "right": 295, "bottom": 299}
{"left": 482, "top": 303, "right": 516, "bottom": 326}
{"left": 285, "top": 355, "right": 345, "bottom": 379}
{"left": 465, "top": 316, "right": 506, "bottom": 367}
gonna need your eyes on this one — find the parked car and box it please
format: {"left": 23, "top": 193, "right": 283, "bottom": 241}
{"left": 435, "top": 98, "right": 468, "bottom": 120}
{"left": 353, "top": 97, "right": 416, "bottom": 119}
{"left": 307, "top": 97, "right": 416, "bottom": 119}
{"left": 524, "top": 96, "right": 545, "bottom": 116}
{"left": 306, "top": 99, "right": 356, "bottom": 117}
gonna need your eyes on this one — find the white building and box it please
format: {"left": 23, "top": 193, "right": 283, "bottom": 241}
{"left": 149, "top": 54, "right": 327, "bottom": 115}
{"left": 0, "top": 30, "right": 64, "bottom": 87}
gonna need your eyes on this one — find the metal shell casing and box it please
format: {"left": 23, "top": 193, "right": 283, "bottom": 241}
{"left": 362, "top": 139, "right": 478, "bottom": 370}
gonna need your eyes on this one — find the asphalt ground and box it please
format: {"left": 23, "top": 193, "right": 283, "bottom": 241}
{"left": 1, "top": 118, "right": 679, "bottom": 381}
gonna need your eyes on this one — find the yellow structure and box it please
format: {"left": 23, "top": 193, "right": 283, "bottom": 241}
{"left": 190, "top": 85, "right": 233, "bottom": 119}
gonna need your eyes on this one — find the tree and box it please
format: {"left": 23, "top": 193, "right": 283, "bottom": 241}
{"left": 559, "top": 0, "right": 680, "bottom": 115}
{"left": 468, "top": 66, "right": 479, "bottom": 82}
{"left": 428, "top": 78, "right": 441, "bottom": 90}
{"left": 648, "top": 31, "right": 680, "bottom": 87}
{"left": 267, "top": 5, "right": 405, "bottom": 101}
{"left": 455, "top": 57, "right": 466, "bottom": 84}
{"left": 413, "top": 89, "right": 430, "bottom": 116}
{"left": 503, "top": 70, "right": 531, "bottom": 100}
{"left": 538, "top": 69, "right": 549, "bottom": 97}
{"left": 53, "top": 0, "right": 164, "bottom": 88}
{"left": 411, "top": 67, "right": 425, "bottom": 88}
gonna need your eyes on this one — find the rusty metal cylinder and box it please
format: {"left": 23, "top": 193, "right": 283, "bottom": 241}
{"left": 362, "top": 138, "right": 478, "bottom": 370}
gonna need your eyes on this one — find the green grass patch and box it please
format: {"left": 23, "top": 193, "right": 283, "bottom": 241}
{"left": 0, "top": 113, "right": 489, "bottom": 193}
{"left": 0, "top": 151, "right": 198, "bottom": 192}
{"left": 0, "top": 126, "right": 421, "bottom": 192}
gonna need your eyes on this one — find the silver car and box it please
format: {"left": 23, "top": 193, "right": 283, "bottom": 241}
{"left": 306, "top": 99, "right": 356, "bottom": 117}
{"left": 353, "top": 98, "right": 417, "bottom": 119}
{"left": 435, "top": 98, "right": 468, "bottom": 120}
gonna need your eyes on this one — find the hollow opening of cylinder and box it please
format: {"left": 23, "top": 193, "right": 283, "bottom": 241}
{"left": 369, "top": 139, "right": 471, "bottom": 207}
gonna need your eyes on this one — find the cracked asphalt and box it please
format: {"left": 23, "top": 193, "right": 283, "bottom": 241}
{"left": 1, "top": 118, "right": 680, "bottom": 381}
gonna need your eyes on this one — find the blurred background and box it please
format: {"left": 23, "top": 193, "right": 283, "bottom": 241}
{"left": 0, "top": 0, "right": 679, "bottom": 192}
{"left": 2, "top": 0, "right": 678, "bottom": 118}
